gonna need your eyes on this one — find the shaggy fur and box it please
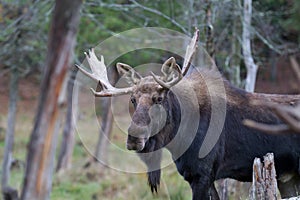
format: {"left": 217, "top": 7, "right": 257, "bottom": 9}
{"left": 128, "top": 68, "right": 300, "bottom": 200}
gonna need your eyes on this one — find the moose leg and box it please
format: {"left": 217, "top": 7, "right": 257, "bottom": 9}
{"left": 190, "top": 177, "right": 219, "bottom": 200}
{"left": 278, "top": 174, "right": 300, "bottom": 198}
{"left": 209, "top": 184, "right": 220, "bottom": 200}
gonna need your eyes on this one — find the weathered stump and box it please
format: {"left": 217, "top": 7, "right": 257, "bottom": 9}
{"left": 2, "top": 186, "right": 19, "bottom": 200}
{"left": 250, "top": 153, "right": 278, "bottom": 200}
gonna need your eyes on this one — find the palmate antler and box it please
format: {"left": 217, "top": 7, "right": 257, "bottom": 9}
{"left": 182, "top": 28, "right": 199, "bottom": 76}
{"left": 243, "top": 101, "right": 300, "bottom": 134}
{"left": 150, "top": 57, "right": 183, "bottom": 89}
{"left": 75, "top": 49, "right": 134, "bottom": 97}
{"left": 151, "top": 28, "right": 200, "bottom": 89}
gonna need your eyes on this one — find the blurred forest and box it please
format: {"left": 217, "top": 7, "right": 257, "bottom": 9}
{"left": 0, "top": 0, "right": 300, "bottom": 200}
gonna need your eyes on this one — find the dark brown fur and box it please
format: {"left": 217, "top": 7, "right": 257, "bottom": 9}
{"left": 126, "top": 68, "right": 300, "bottom": 199}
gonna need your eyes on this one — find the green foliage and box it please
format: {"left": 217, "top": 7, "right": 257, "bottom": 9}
{"left": 76, "top": 0, "right": 186, "bottom": 66}
{"left": 1, "top": 0, "right": 299, "bottom": 81}
{"left": 282, "top": 1, "right": 300, "bottom": 42}
{"left": 0, "top": 0, "right": 52, "bottom": 74}
{"left": 253, "top": 0, "right": 299, "bottom": 46}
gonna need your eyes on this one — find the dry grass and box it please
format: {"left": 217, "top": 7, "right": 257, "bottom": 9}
{"left": 0, "top": 104, "right": 193, "bottom": 200}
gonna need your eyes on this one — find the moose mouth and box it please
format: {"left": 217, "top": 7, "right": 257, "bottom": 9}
{"left": 126, "top": 135, "right": 148, "bottom": 151}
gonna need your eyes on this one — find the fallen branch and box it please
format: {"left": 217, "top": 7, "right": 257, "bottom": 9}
{"left": 244, "top": 101, "right": 300, "bottom": 134}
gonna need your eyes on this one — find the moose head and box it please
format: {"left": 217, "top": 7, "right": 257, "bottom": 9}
{"left": 76, "top": 29, "right": 199, "bottom": 152}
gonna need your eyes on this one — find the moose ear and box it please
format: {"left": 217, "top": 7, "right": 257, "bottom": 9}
{"left": 116, "top": 63, "right": 142, "bottom": 86}
{"left": 161, "top": 57, "right": 182, "bottom": 82}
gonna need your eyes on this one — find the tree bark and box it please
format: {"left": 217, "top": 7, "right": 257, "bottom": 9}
{"left": 242, "top": 0, "right": 258, "bottom": 92}
{"left": 218, "top": 179, "right": 228, "bottom": 200}
{"left": 204, "top": 0, "right": 215, "bottom": 59}
{"left": 1, "top": 67, "right": 19, "bottom": 200}
{"left": 56, "top": 67, "right": 79, "bottom": 173}
{"left": 230, "top": 0, "right": 241, "bottom": 87}
{"left": 250, "top": 153, "right": 278, "bottom": 200}
{"left": 20, "top": 0, "right": 82, "bottom": 199}
{"left": 93, "top": 67, "right": 117, "bottom": 164}
{"left": 94, "top": 98, "right": 113, "bottom": 164}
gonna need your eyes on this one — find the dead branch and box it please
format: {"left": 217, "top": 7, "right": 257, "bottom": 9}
{"left": 244, "top": 101, "right": 300, "bottom": 134}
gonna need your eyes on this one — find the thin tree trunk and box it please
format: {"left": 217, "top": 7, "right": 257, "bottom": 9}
{"left": 205, "top": 0, "right": 215, "bottom": 59}
{"left": 56, "top": 68, "right": 79, "bottom": 173}
{"left": 94, "top": 98, "right": 113, "bottom": 164}
{"left": 230, "top": 0, "right": 241, "bottom": 87}
{"left": 1, "top": 67, "right": 19, "bottom": 200}
{"left": 20, "top": 0, "right": 82, "bottom": 199}
{"left": 93, "top": 67, "right": 117, "bottom": 164}
{"left": 242, "top": 0, "right": 258, "bottom": 92}
{"left": 218, "top": 179, "right": 228, "bottom": 200}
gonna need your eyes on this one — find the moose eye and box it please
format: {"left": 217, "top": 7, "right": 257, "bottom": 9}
{"left": 157, "top": 97, "right": 163, "bottom": 103}
{"left": 130, "top": 97, "right": 137, "bottom": 105}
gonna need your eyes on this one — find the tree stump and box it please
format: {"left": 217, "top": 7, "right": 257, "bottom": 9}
{"left": 250, "top": 153, "right": 278, "bottom": 200}
{"left": 2, "top": 186, "right": 19, "bottom": 200}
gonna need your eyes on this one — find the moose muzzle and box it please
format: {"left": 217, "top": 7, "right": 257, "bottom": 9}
{"left": 127, "top": 123, "right": 149, "bottom": 151}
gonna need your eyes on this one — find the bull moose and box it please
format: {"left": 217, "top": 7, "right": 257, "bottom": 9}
{"left": 76, "top": 31, "right": 300, "bottom": 199}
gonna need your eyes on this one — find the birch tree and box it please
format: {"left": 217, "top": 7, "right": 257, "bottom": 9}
{"left": 1, "top": 67, "right": 19, "bottom": 200}
{"left": 242, "top": 0, "right": 258, "bottom": 92}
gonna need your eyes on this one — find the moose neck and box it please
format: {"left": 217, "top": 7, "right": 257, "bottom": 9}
{"left": 164, "top": 90, "right": 182, "bottom": 144}
{"left": 160, "top": 86, "right": 204, "bottom": 159}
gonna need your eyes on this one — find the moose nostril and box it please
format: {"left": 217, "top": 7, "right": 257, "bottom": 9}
{"left": 126, "top": 135, "right": 146, "bottom": 151}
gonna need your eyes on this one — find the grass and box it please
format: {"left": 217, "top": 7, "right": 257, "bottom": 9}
{"left": 0, "top": 98, "right": 251, "bottom": 200}
{"left": 0, "top": 107, "right": 193, "bottom": 200}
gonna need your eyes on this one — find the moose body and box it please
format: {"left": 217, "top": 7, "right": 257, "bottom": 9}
{"left": 77, "top": 44, "right": 300, "bottom": 199}
{"left": 128, "top": 70, "right": 300, "bottom": 199}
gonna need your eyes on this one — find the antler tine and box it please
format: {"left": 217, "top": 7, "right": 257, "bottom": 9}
{"left": 90, "top": 87, "right": 134, "bottom": 97}
{"left": 150, "top": 71, "right": 182, "bottom": 89}
{"left": 150, "top": 29, "right": 199, "bottom": 89}
{"left": 150, "top": 57, "right": 183, "bottom": 89}
{"left": 182, "top": 28, "right": 199, "bottom": 76}
{"left": 75, "top": 48, "right": 134, "bottom": 97}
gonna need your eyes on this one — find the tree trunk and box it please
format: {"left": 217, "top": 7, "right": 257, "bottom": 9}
{"left": 1, "top": 67, "right": 19, "bottom": 200}
{"left": 20, "top": 0, "right": 82, "bottom": 199}
{"left": 93, "top": 67, "right": 117, "bottom": 164}
{"left": 56, "top": 67, "right": 79, "bottom": 173}
{"left": 230, "top": 0, "right": 241, "bottom": 87}
{"left": 250, "top": 153, "right": 278, "bottom": 200}
{"left": 94, "top": 98, "right": 113, "bottom": 164}
{"left": 204, "top": 0, "right": 215, "bottom": 59}
{"left": 218, "top": 179, "right": 228, "bottom": 200}
{"left": 242, "top": 0, "right": 258, "bottom": 92}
